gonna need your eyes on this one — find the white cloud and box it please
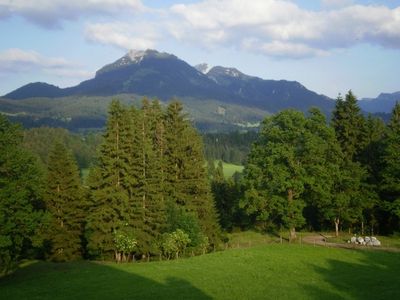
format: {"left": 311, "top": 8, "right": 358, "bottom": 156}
{"left": 164, "top": 0, "right": 400, "bottom": 58}
{"left": 0, "top": 48, "right": 92, "bottom": 79}
{"left": 243, "top": 40, "right": 329, "bottom": 59}
{"left": 34, "top": 0, "right": 398, "bottom": 59}
{"left": 85, "top": 22, "right": 159, "bottom": 50}
{"left": 0, "top": 0, "right": 144, "bottom": 28}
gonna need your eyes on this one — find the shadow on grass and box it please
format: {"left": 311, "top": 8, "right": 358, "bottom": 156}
{"left": 303, "top": 249, "right": 400, "bottom": 300}
{"left": 0, "top": 260, "right": 212, "bottom": 300}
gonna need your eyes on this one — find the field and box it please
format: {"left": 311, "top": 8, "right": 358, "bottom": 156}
{"left": 219, "top": 161, "right": 244, "bottom": 178}
{"left": 1, "top": 242, "right": 399, "bottom": 300}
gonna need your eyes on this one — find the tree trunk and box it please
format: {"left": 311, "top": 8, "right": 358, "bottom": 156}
{"left": 361, "top": 221, "right": 364, "bottom": 235}
{"left": 289, "top": 227, "right": 296, "bottom": 242}
{"left": 287, "top": 188, "right": 296, "bottom": 242}
{"left": 334, "top": 218, "right": 340, "bottom": 237}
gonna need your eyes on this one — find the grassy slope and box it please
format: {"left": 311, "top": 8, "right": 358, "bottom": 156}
{"left": 1, "top": 244, "right": 399, "bottom": 300}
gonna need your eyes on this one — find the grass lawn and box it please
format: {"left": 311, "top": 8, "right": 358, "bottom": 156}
{"left": 1, "top": 244, "right": 399, "bottom": 300}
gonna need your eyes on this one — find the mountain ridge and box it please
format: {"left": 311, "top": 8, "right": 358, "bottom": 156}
{"left": 3, "top": 49, "right": 334, "bottom": 115}
{"left": 360, "top": 91, "right": 400, "bottom": 113}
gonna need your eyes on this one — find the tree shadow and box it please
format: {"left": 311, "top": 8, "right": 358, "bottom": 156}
{"left": 0, "top": 260, "right": 212, "bottom": 300}
{"left": 302, "top": 249, "right": 400, "bottom": 299}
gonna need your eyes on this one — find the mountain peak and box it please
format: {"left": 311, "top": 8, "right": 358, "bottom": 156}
{"left": 208, "top": 66, "right": 247, "bottom": 79}
{"left": 126, "top": 49, "right": 175, "bottom": 62}
{"left": 195, "top": 63, "right": 213, "bottom": 74}
{"left": 96, "top": 49, "right": 176, "bottom": 76}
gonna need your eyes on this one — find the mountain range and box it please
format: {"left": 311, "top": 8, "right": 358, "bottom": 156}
{"left": 360, "top": 92, "right": 400, "bottom": 114}
{"left": 1, "top": 49, "right": 397, "bottom": 130}
{"left": 3, "top": 49, "right": 334, "bottom": 113}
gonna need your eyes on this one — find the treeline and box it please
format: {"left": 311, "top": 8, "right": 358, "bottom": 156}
{"left": 203, "top": 131, "right": 258, "bottom": 165}
{"left": 212, "top": 91, "right": 400, "bottom": 239}
{"left": 22, "top": 127, "right": 102, "bottom": 170}
{"left": 0, "top": 99, "right": 220, "bottom": 274}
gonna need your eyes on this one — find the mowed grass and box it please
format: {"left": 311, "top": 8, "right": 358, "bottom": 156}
{"left": 1, "top": 244, "right": 399, "bottom": 300}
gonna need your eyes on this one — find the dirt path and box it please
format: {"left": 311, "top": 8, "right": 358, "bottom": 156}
{"left": 302, "top": 234, "right": 400, "bottom": 253}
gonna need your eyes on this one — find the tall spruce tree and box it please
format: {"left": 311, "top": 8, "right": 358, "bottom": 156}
{"left": 129, "top": 99, "right": 167, "bottom": 257}
{"left": 0, "top": 115, "right": 45, "bottom": 273}
{"left": 44, "top": 142, "right": 84, "bottom": 261}
{"left": 212, "top": 161, "right": 238, "bottom": 230}
{"left": 358, "top": 115, "right": 386, "bottom": 234}
{"left": 332, "top": 91, "right": 367, "bottom": 161}
{"left": 86, "top": 100, "right": 132, "bottom": 259}
{"left": 331, "top": 91, "right": 371, "bottom": 232}
{"left": 164, "top": 101, "right": 220, "bottom": 246}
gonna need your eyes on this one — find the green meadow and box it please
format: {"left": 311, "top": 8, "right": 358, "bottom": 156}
{"left": 1, "top": 243, "right": 399, "bottom": 300}
{"left": 217, "top": 161, "right": 244, "bottom": 178}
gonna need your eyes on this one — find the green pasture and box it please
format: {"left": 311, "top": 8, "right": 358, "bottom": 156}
{"left": 1, "top": 242, "right": 399, "bottom": 300}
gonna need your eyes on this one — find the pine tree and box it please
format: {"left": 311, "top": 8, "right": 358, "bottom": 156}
{"left": 43, "top": 142, "right": 84, "bottom": 261}
{"left": 0, "top": 115, "right": 45, "bottom": 273}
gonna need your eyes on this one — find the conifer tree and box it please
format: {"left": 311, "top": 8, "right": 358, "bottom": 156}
{"left": 86, "top": 100, "right": 132, "bottom": 259}
{"left": 380, "top": 102, "right": 400, "bottom": 230}
{"left": 332, "top": 91, "right": 367, "bottom": 161}
{"left": 129, "top": 99, "right": 167, "bottom": 256}
{"left": 212, "top": 161, "right": 237, "bottom": 230}
{"left": 44, "top": 142, "right": 84, "bottom": 261}
{"left": 0, "top": 115, "right": 45, "bottom": 273}
{"left": 164, "top": 101, "right": 220, "bottom": 246}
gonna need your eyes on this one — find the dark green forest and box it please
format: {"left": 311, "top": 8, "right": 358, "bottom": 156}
{"left": 1, "top": 92, "right": 399, "bottom": 275}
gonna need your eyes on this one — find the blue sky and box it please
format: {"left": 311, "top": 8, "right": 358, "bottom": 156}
{"left": 0, "top": 0, "right": 399, "bottom": 99}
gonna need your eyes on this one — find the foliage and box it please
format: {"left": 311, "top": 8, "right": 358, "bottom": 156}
{"left": 43, "top": 142, "right": 85, "bottom": 262}
{"left": 0, "top": 115, "right": 45, "bottom": 274}
{"left": 203, "top": 131, "right": 258, "bottom": 164}
{"left": 331, "top": 91, "right": 367, "bottom": 161}
{"left": 23, "top": 127, "right": 102, "bottom": 170}
{"left": 380, "top": 102, "right": 400, "bottom": 230}
{"left": 113, "top": 228, "right": 137, "bottom": 262}
{"left": 86, "top": 99, "right": 219, "bottom": 259}
{"left": 241, "top": 110, "right": 311, "bottom": 240}
{"left": 161, "top": 229, "right": 191, "bottom": 260}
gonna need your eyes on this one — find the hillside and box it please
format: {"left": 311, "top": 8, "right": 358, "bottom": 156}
{"left": 0, "top": 94, "right": 267, "bottom": 132}
{"left": 1, "top": 243, "right": 399, "bottom": 299}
